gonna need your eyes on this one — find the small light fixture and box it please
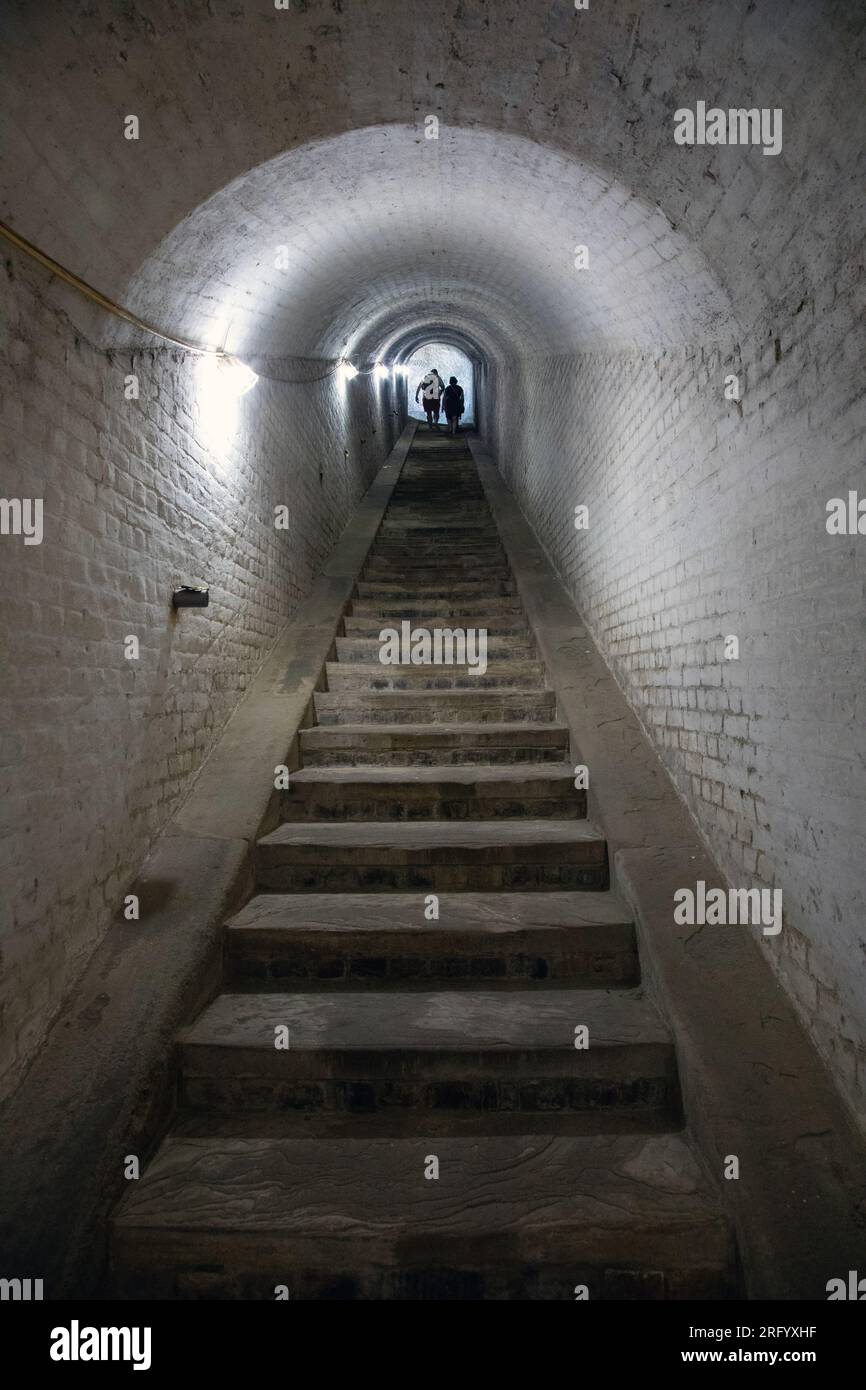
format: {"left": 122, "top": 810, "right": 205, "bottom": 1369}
{"left": 374, "top": 362, "right": 389, "bottom": 382}
{"left": 212, "top": 353, "right": 258, "bottom": 396}
{"left": 339, "top": 360, "right": 359, "bottom": 381}
{"left": 172, "top": 585, "right": 210, "bottom": 609}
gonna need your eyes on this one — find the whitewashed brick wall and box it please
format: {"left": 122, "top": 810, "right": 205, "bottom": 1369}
{"left": 0, "top": 263, "right": 396, "bottom": 1101}
{"left": 489, "top": 290, "right": 866, "bottom": 1129}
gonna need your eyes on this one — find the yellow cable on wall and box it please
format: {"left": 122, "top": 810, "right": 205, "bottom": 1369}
{"left": 1, "top": 218, "right": 230, "bottom": 357}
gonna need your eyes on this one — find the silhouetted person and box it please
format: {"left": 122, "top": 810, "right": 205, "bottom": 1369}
{"left": 415, "top": 368, "right": 445, "bottom": 429}
{"left": 442, "top": 376, "right": 465, "bottom": 435}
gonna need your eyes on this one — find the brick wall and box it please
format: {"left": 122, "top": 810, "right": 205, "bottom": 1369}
{"left": 0, "top": 260, "right": 397, "bottom": 1102}
{"left": 487, "top": 282, "right": 866, "bottom": 1129}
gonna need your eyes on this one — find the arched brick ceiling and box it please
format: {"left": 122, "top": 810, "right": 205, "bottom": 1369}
{"left": 383, "top": 324, "right": 487, "bottom": 367}
{"left": 116, "top": 125, "right": 734, "bottom": 361}
{"left": 2, "top": 0, "right": 862, "bottom": 360}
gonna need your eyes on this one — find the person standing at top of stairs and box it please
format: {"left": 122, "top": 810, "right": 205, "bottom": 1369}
{"left": 415, "top": 368, "right": 446, "bottom": 429}
{"left": 442, "top": 377, "right": 465, "bottom": 435}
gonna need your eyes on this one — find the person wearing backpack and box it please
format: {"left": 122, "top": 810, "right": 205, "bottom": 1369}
{"left": 442, "top": 376, "right": 465, "bottom": 435}
{"left": 415, "top": 368, "right": 446, "bottom": 429}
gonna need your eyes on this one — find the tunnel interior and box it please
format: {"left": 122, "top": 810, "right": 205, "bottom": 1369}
{"left": 0, "top": 0, "right": 864, "bottom": 1288}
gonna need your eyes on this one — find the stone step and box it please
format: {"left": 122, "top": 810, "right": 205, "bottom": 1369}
{"left": 366, "top": 543, "right": 504, "bottom": 558}
{"left": 370, "top": 520, "right": 495, "bottom": 532}
{"left": 313, "top": 688, "right": 556, "bottom": 726}
{"left": 377, "top": 523, "right": 499, "bottom": 537}
{"left": 365, "top": 557, "right": 506, "bottom": 574}
{"left": 365, "top": 554, "right": 506, "bottom": 568}
{"left": 356, "top": 580, "right": 515, "bottom": 600}
{"left": 175, "top": 988, "right": 676, "bottom": 1127}
{"left": 342, "top": 620, "right": 532, "bottom": 641}
{"left": 225, "top": 890, "right": 636, "bottom": 989}
{"left": 363, "top": 564, "right": 512, "bottom": 583}
{"left": 368, "top": 542, "right": 505, "bottom": 559}
{"left": 390, "top": 470, "right": 479, "bottom": 479}
{"left": 386, "top": 486, "right": 484, "bottom": 495}
{"left": 389, "top": 473, "right": 480, "bottom": 483}
{"left": 372, "top": 506, "right": 488, "bottom": 514}
{"left": 367, "top": 535, "right": 502, "bottom": 551}
{"left": 112, "top": 1131, "right": 737, "bottom": 1299}
{"left": 255, "top": 818, "right": 607, "bottom": 892}
{"left": 349, "top": 597, "right": 525, "bottom": 619}
{"left": 336, "top": 636, "right": 536, "bottom": 662}
{"left": 324, "top": 661, "right": 546, "bottom": 692}
{"left": 381, "top": 520, "right": 490, "bottom": 531}
{"left": 279, "top": 763, "right": 584, "bottom": 821}
{"left": 299, "top": 722, "right": 571, "bottom": 767}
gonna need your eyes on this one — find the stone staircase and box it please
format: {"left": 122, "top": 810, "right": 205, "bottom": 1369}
{"left": 112, "top": 433, "right": 739, "bottom": 1300}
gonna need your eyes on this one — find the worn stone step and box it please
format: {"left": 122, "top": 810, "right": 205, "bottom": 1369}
{"left": 324, "top": 661, "right": 546, "bottom": 692}
{"left": 365, "top": 567, "right": 509, "bottom": 583}
{"left": 342, "top": 620, "right": 532, "bottom": 642}
{"left": 112, "top": 1131, "right": 736, "bottom": 1299}
{"left": 366, "top": 544, "right": 508, "bottom": 561}
{"left": 226, "top": 890, "right": 636, "bottom": 988}
{"left": 365, "top": 560, "right": 506, "bottom": 576}
{"left": 368, "top": 543, "right": 505, "bottom": 561}
{"left": 385, "top": 504, "right": 487, "bottom": 512}
{"left": 349, "top": 597, "right": 525, "bottom": 619}
{"left": 336, "top": 636, "right": 535, "bottom": 662}
{"left": 364, "top": 567, "right": 512, "bottom": 587}
{"left": 389, "top": 472, "right": 481, "bottom": 482}
{"left": 377, "top": 525, "right": 499, "bottom": 539}
{"left": 279, "top": 764, "right": 584, "bottom": 821}
{"left": 387, "top": 494, "right": 484, "bottom": 502}
{"left": 379, "top": 514, "right": 491, "bottom": 526}
{"left": 255, "top": 818, "right": 607, "bottom": 892}
{"left": 365, "top": 546, "right": 505, "bottom": 563}
{"left": 357, "top": 580, "right": 515, "bottom": 600}
{"left": 370, "top": 527, "right": 498, "bottom": 540}
{"left": 176, "top": 988, "right": 675, "bottom": 1126}
{"left": 314, "top": 689, "right": 556, "bottom": 725}
{"left": 299, "top": 722, "right": 571, "bottom": 767}
{"left": 389, "top": 472, "right": 480, "bottom": 481}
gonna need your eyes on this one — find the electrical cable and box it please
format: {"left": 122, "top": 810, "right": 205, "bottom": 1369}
{"left": 0, "top": 219, "right": 346, "bottom": 382}
{"left": 0, "top": 218, "right": 224, "bottom": 356}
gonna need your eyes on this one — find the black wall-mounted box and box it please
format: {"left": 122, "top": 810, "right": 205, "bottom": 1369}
{"left": 172, "top": 586, "right": 209, "bottom": 609}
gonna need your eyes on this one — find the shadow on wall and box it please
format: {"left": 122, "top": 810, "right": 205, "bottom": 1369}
{"left": 406, "top": 343, "right": 475, "bottom": 423}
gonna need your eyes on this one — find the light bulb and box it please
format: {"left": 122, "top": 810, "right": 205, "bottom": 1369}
{"left": 214, "top": 354, "right": 258, "bottom": 396}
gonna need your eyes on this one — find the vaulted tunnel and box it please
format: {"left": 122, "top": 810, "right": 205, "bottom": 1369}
{"left": 0, "top": 0, "right": 864, "bottom": 1305}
